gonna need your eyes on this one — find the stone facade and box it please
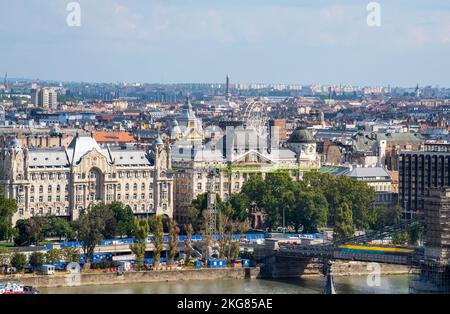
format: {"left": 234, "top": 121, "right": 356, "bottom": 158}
{"left": 0, "top": 135, "right": 173, "bottom": 225}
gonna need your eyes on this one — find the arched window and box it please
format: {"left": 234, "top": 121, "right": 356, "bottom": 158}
{"left": 39, "top": 185, "right": 44, "bottom": 194}
{"left": 133, "top": 183, "right": 138, "bottom": 191}
{"left": 141, "top": 183, "right": 146, "bottom": 190}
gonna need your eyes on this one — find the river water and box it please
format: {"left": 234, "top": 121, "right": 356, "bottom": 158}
{"left": 39, "top": 275, "right": 411, "bottom": 294}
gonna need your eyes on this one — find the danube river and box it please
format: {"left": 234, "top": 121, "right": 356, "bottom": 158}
{"left": 40, "top": 275, "right": 411, "bottom": 294}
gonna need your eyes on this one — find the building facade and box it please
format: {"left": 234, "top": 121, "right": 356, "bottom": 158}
{"left": 0, "top": 135, "right": 173, "bottom": 225}
{"left": 399, "top": 150, "right": 450, "bottom": 219}
{"left": 421, "top": 187, "right": 450, "bottom": 263}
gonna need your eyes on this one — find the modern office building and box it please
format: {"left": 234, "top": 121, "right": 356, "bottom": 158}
{"left": 399, "top": 146, "right": 450, "bottom": 219}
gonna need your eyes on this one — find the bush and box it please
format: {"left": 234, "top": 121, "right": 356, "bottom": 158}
{"left": 46, "top": 249, "right": 62, "bottom": 264}
{"left": 11, "top": 253, "right": 27, "bottom": 272}
{"left": 29, "top": 252, "right": 46, "bottom": 269}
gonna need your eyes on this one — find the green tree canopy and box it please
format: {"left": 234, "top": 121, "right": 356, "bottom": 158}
{"left": 0, "top": 186, "right": 17, "bottom": 241}
{"left": 11, "top": 252, "right": 27, "bottom": 272}
{"left": 110, "top": 202, "right": 135, "bottom": 238}
{"left": 334, "top": 202, "right": 356, "bottom": 240}
{"left": 130, "top": 219, "right": 149, "bottom": 268}
{"left": 29, "top": 252, "right": 46, "bottom": 269}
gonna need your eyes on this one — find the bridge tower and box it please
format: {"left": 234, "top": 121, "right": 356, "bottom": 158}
{"left": 323, "top": 260, "right": 337, "bottom": 294}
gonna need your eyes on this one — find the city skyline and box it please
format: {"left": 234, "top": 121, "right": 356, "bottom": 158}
{"left": 0, "top": 0, "right": 449, "bottom": 86}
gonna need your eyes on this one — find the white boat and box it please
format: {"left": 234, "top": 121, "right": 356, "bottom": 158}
{"left": 0, "top": 282, "right": 39, "bottom": 295}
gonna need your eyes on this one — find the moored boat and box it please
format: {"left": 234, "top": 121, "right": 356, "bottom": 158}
{"left": 0, "top": 283, "right": 39, "bottom": 295}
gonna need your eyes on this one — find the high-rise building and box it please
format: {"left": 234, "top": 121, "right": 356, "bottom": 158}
{"left": 39, "top": 87, "right": 58, "bottom": 110}
{"left": 399, "top": 144, "right": 450, "bottom": 219}
{"left": 31, "top": 87, "right": 58, "bottom": 110}
{"left": 225, "top": 75, "right": 231, "bottom": 101}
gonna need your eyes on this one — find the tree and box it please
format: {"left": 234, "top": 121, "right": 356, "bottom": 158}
{"left": 184, "top": 224, "right": 194, "bottom": 263}
{"left": 130, "top": 219, "right": 149, "bottom": 269}
{"left": 14, "top": 217, "right": 46, "bottom": 246}
{"left": 373, "top": 205, "right": 402, "bottom": 230}
{"left": 187, "top": 193, "right": 208, "bottom": 232}
{"left": 29, "top": 252, "right": 46, "bottom": 270}
{"left": 43, "top": 216, "right": 75, "bottom": 241}
{"left": 46, "top": 249, "right": 62, "bottom": 264}
{"left": 74, "top": 205, "right": 112, "bottom": 267}
{"left": 0, "top": 186, "right": 17, "bottom": 241}
{"left": 0, "top": 247, "right": 11, "bottom": 271}
{"left": 334, "top": 202, "right": 355, "bottom": 240}
{"left": 392, "top": 231, "right": 410, "bottom": 245}
{"left": 149, "top": 215, "right": 164, "bottom": 268}
{"left": 61, "top": 247, "right": 80, "bottom": 263}
{"left": 110, "top": 202, "right": 134, "bottom": 238}
{"left": 168, "top": 219, "right": 179, "bottom": 266}
{"left": 294, "top": 189, "right": 329, "bottom": 233}
{"left": 11, "top": 252, "right": 27, "bottom": 272}
{"left": 217, "top": 211, "right": 232, "bottom": 259}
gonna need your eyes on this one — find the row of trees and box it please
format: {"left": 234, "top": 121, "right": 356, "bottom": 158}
{"left": 11, "top": 201, "right": 135, "bottom": 247}
{"left": 0, "top": 247, "right": 80, "bottom": 273}
{"left": 187, "top": 172, "right": 403, "bottom": 240}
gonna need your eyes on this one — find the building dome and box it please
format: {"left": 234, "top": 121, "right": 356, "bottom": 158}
{"left": 171, "top": 122, "right": 183, "bottom": 139}
{"left": 154, "top": 135, "right": 164, "bottom": 146}
{"left": 288, "top": 127, "right": 315, "bottom": 143}
{"left": 9, "top": 138, "right": 21, "bottom": 149}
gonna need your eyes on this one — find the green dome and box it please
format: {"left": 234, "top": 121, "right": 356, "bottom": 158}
{"left": 288, "top": 127, "right": 315, "bottom": 143}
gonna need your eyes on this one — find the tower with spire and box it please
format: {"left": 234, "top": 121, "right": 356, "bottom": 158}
{"left": 225, "top": 75, "right": 231, "bottom": 101}
{"left": 415, "top": 84, "right": 421, "bottom": 99}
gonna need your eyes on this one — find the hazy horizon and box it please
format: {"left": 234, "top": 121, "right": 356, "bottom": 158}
{"left": 1, "top": 0, "right": 449, "bottom": 86}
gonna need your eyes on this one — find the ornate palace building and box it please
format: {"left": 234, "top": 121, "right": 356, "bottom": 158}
{"left": 169, "top": 102, "right": 321, "bottom": 224}
{"left": 0, "top": 134, "right": 173, "bottom": 225}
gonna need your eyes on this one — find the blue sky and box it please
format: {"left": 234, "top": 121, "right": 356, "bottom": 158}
{"left": 0, "top": 0, "right": 449, "bottom": 86}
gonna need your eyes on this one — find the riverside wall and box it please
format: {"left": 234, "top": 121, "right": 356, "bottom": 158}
{"left": 0, "top": 267, "right": 260, "bottom": 289}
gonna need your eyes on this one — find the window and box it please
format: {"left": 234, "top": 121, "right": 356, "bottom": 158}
{"left": 56, "top": 207, "right": 61, "bottom": 215}
{"left": 19, "top": 208, "right": 24, "bottom": 216}
{"left": 141, "top": 193, "right": 145, "bottom": 200}
{"left": 48, "top": 196, "right": 52, "bottom": 202}
{"left": 125, "top": 184, "right": 130, "bottom": 191}
{"left": 39, "top": 207, "right": 44, "bottom": 215}
{"left": 197, "top": 183, "right": 202, "bottom": 190}
{"left": 141, "top": 183, "right": 146, "bottom": 190}
{"left": 141, "top": 204, "right": 146, "bottom": 212}
{"left": 30, "top": 208, "right": 35, "bottom": 215}
{"left": 117, "top": 194, "right": 121, "bottom": 200}
{"left": 39, "top": 185, "right": 44, "bottom": 194}
{"left": 133, "top": 205, "right": 137, "bottom": 211}
{"left": 133, "top": 183, "right": 138, "bottom": 191}
{"left": 133, "top": 193, "right": 137, "bottom": 200}
{"left": 56, "top": 195, "right": 61, "bottom": 202}
{"left": 56, "top": 185, "right": 61, "bottom": 193}
{"left": 30, "top": 196, "right": 35, "bottom": 203}
{"left": 48, "top": 185, "right": 52, "bottom": 194}
{"left": 30, "top": 186, "right": 35, "bottom": 194}
{"left": 39, "top": 196, "right": 43, "bottom": 203}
